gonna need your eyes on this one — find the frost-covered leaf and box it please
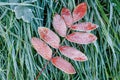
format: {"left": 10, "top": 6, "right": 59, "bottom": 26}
{"left": 66, "top": 32, "right": 97, "bottom": 44}
{"left": 31, "top": 37, "right": 52, "bottom": 60}
{"left": 14, "top": 6, "right": 34, "bottom": 23}
{"left": 9, "top": 0, "right": 19, "bottom": 10}
{"left": 38, "top": 27, "right": 60, "bottom": 49}
{"left": 53, "top": 14, "right": 67, "bottom": 37}
{"left": 71, "top": 22, "right": 98, "bottom": 31}
{"left": 73, "top": 2, "right": 87, "bottom": 22}
{"left": 51, "top": 56, "right": 76, "bottom": 74}
{"left": 61, "top": 8, "right": 73, "bottom": 27}
{"left": 59, "top": 46, "right": 88, "bottom": 61}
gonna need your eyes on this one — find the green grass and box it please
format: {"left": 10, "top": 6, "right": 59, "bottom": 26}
{"left": 0, "top": 0, "right": 120, "bottom": 80}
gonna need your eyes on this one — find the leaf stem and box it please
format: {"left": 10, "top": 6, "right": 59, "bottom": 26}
{"left": 34, "top": 60, "right": 50, "bottom": 80}
{"left": 61, "top": 28, "right": 71, "bottom": 44}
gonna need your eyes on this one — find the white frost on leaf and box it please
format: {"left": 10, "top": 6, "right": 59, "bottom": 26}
{"left": 14, "top": 6, "right": 34, "bottom": 23}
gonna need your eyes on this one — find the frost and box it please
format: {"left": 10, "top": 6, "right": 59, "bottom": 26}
{"left": 14, "top": 6, "right": 34, "bottom": 23}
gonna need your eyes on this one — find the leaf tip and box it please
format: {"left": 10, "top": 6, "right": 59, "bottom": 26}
{"left": 74, "top": 54, "right": 88, "bottom": 61}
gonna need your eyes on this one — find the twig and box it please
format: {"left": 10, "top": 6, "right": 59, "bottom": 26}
{"left": 34, "top": 60, "right": 50, "bottom": 80}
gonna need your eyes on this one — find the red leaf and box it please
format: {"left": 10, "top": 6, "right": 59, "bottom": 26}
{"left": 38, "top": 27, "right": 60, "bottom": 49}
{"left": 59, "top": 46, "right": 88, "bottom": 61}
{"left": 73, "top": 2, "right": 87, "bottom": 22}
{"left": 66, "top": 32, "right": 97, "bottom": 44}
{"left": 71, "top": 22, "right": 98, "bottom": 31}
{"left": 51, "top": 56, "right": 76, "bottom": 74}
{"left": 53, "top": 14, "right": 67, "bottom": 37}
{"left": 61, "top": 8, "right": 73, "bottom": 27}
{"left": 31, "top": 37, "right": 52, "bottom": 60}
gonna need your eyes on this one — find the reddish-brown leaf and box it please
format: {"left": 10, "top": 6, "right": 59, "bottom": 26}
{"left": 38, "top": 27, "right": 60, "bottom": 49}
{"left": 73, "top": 2, "right": 87, "bottom": 22}
{"left": 61, "top": 8, "right": 73, "bottom": 27}
{"left": 71, "top": 22, "right": 98, "bottom": 31}
{"left": 66, "top": 32, "right": 97, "bottom": 44}
{"left": 31, "top": 37, "right": 52, "bottom": 60}
{"left": 53, "top": 14, "right": 67, "bottom": 37}
{"left": 59, "top": 46, "right": 88, "bottom": 61}
{"left": 51, "top": 56, "right": 76, "bottom": 74}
